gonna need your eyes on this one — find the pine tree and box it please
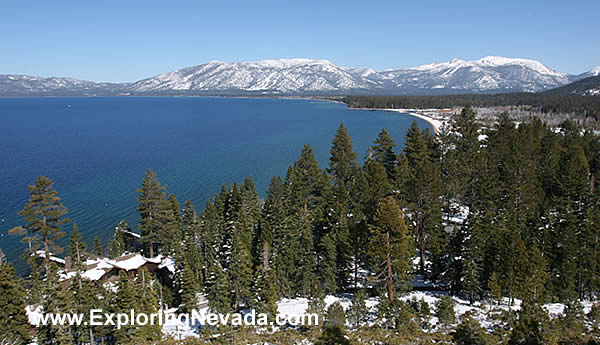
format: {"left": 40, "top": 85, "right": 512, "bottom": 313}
{"left": 70, "top": 273, "right": 106, "bottom": 345}
{"left": 207, "top": 263, "right": 231, "bottom": 314}
{"left": 26, "top": 257, "right": 43, "bottom": 305}
{"left": 307, "top": 290, "right": 326, "bottom": 324}
{"left": 347, "top": 289, "right": 368, "bottom": 328}
{"left": 556, "top": 299, "right": 587, "bottom": 344}
{"left": 292, "top": 145, "right": 323, "bottom": 210}
{"left": 112, "top": 272, "right": 138, "bottom": 343}
{"left": 296, "top": 208, "right": 317, "bottom": 297}
{"left": 163, "top": 193, "right": 182, "bottom": 255}
{"left": 137, "top": 168, "right": 168, "bottom": 257}
{"left": 315, "top": 326, "right": 351, "bottom": 345}
{"left": 67, "top": 223, "right": 87, "bottom": 269}
{"left": 369, "top": 128, "right": 397, "bottom": 177}
{"left": 179, "top": 259, "right": 199, "bottom": 313}
{"left": 93, "top": 235, "right": 103, "bottom": 257}
{"left": 325, "top": 302, "right": 346, "bottom": 329}
{"left": 0, "top": 260, "right": 31, "bottom": 344}
{"left": 488, "top": 272, "right": 502, "bottom": 306}
{"left": 403, "top": 122, "right": 443, "bottom": 275}
{"left": 131, "top": 270, "right": 162, "bottom": 343}
{"left": 182, "top": 200, "right": 198, "bottom": 242}
{"left": 180, "top": 200, "right": 204, "bottom": 290}
{"left": 249, "top": 266, "right": 278, "bottom": 320}
{"left": 229, "top": 213, "right": 254, "bottom": 310}
{"left": 265, "top": 176, "right": 297, "bottom": 297}
{"left": 328, "top": 122, "right": 358, "bottom": 187}
{"left": 369, "top": 196, "right": 412, "bottom": 301}
{"left": 436, "top": 295, "right": 456, "bottom": 326}
{"left": 240, "top": 176, "right": 261, "bottom": 233}
{"left": 198, "top": 199, "right": 220, "bottom": 290}
{"left": 509, "top": 300, "right": 550, "bottom": 345}
{"left": 450, "top": 105, "right": 481, "bottom": 208}
{"left": 515, "top": 241, "right": 548, "bottom": 304}
{"left": 37, "top": 263, "right": 75, "bottom": 344}
{"left": 319, "top": 231, "right": 338, "bottom": 294}
{"left": 109, "top": 220, "right": 128, "bottom": 258}
{"left": 363, "top": 159, "right": 391, "bottom": 219}
{"left": 453, "top": 315, "right": 488, "bottom": 345}
{"left": 10, "top": 176, "right": 70, "bottom": 263}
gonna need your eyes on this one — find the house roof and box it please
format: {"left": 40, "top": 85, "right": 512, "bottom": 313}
{"left": 56, "top": 252, "right": 174, "bottom": 282}
{"left": 33, "top": 250, "right": 66, "bottom": 265}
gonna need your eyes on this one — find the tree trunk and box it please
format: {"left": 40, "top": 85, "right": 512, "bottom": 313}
{"left": 386, "top": 231, "right": 394, "bottom": 302}
{"left": 354, "top": 232, "right": 359, "bottom": 292}
{"left": 418, "top": 222, "right": 425, "bottom": 274}
{"left": 89, "top": 326, "right": 94, "bottom": 345}
{"left": 262, "top": 241, "right": 269, "bottom": 271}
{"left": 43, "top": 215, "right": 50, "bottom": 268}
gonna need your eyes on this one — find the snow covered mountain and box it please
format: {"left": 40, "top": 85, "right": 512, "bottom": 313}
{"left": 375, "top": 56, "right": 570, "bottom": 93}
{"left": 128, "top": 56, "right": 580, "bottom": 94}
{"left": 130, "top": 59, "right": 374, "bottom": 94}
{"left": 576, "top": 66, "right": 600, "bottom": 80}
{"left": 0, "top": 74, "right": 127, "bottom": 96}
{"left": 0, "top": 57, "right": 597, "bottom": 96}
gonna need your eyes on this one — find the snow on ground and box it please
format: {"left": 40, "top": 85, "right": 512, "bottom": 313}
{"left": 384, "top": 109, "right": 447, "bottom": 133}
{"left": 26, "top": 305, "right": 43, "bottom": 326}
{"left": 161, "top": 307, "right": 206, "bottom": 339}
{"left": 24, "top": 289, "right": 596, "bottom": 340}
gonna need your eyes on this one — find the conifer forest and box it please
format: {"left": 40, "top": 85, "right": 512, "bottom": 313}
{"left": 3, "top": 105, "right": 600, "bottom": 344}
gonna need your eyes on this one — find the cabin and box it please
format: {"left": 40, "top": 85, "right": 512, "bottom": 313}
{"left": 50, "top": 252, "right": 175, "bottom": 284}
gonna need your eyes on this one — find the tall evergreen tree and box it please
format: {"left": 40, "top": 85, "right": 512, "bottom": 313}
{"left": 369, "top": 128, "right": 397, "bottom": 177}
{"left": 328, "top": 122, "right": 358, "bottom": 186}
{"left": 207, "top": 263, "right": 231, "bottom": 314}
{"left": 403, "top": 122, "right": 443, "bottom": 275}
{"left": 292, "top": 145, "right": 323, "bottom": 211}
{"left": 296, "top": 208, "right": 318, "bottom": 297}
{"left": 249, "top": 266, "right": 278, "bottom": 320}
{"left": 450, "top": 105, "right": 481, "bottom": 208}
{"left": 179, "top": 259, "right": 200, "bottom": 313}
{"left": 37, "top": 263, "right": 75, "bottom": 345}
{"left": 10, "top": 176, "right": 70, "bottom": 262}
{"left": 109, "top": 220, "right": 128, "bottom": 258}
{"left": 93, "top": 236, "right": 103, "bottom": 257}
{"left": 137, "top": 169, "right": 168, "bottom": 257}
{"left": 111, "top": 272, "right": 138, "bottom": 343}
{"left": 67, "top": 223, "right": 87, "bottom": 269}
{"left": 369, "top": 196, "right": 412, "bottom": 301}
{"left": 229, "top": 213, "right": 254, "bottom": 310}
{"left": 0, "top": 260, "right": 31, "bottom": 344}
{"left": 363, "top": 159, "right": 391, "bottom": 219}
{"left": 163, "top": 193, "right": 182, "bottom": 255}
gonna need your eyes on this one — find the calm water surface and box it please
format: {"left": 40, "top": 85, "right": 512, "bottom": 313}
{"left": 0, "top": 97, "right": 431, "bottom": 269}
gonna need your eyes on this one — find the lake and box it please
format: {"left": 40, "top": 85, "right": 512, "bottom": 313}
{"left": 0, "top": 97, "right": 431, "bottom": 268}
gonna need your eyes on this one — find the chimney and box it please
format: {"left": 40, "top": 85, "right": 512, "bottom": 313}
{"left": 65, "top": 256, "right": 72, "bottom": 271}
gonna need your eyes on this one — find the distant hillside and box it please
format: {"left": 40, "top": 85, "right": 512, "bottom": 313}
{"left": 543, "top": 75, "right": 600, "bottom": 96}
{"left": 342, "top": 80, "right": 600, "bottom": 123}
{"left": 1, "top": 57, "right": 598, "bottom": 96}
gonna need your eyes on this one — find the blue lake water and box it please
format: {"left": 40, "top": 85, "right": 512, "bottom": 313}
{"left": 0, "top": 97, "right": 431, "bottom": 269}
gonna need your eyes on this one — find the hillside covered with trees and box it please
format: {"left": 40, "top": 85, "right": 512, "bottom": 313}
{"left": 343, "top": 87, "right": 600, "bottom": 124}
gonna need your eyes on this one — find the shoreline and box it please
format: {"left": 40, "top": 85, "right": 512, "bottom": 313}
{"left": 383, "top": 109, "right": 447, "bottom": 134}
{"left": 346, "top": 106, "right": 450, "bottom": 134}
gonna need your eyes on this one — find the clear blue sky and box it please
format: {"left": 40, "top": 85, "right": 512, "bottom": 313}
{"left": 1, "top": 0, "right": 598, "bottom": 82}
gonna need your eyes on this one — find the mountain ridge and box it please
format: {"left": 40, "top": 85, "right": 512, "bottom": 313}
{"left": 1, "top": 57, "right": 598, "bottom": 96}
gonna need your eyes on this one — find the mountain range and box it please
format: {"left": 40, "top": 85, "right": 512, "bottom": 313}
{"left": 1, "top": 57, "right": 599, "bottom": 96}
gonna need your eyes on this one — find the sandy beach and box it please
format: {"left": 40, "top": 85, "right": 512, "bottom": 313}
{"left": 383, "top": 108, "right": 449, "bottom": 134}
